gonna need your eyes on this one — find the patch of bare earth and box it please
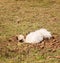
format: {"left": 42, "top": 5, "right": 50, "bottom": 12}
{"left": 0, "top": 34, "right": 60, "bottom": 57}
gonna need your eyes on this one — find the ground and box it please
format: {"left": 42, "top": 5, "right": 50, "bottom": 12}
{"left": 0, "top": 0, "right": 60, "bottom": 63}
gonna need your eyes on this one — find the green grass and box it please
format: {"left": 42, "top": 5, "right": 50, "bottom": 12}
{"left": 0, "top": 0, "right": 60, "bottom": 63}
{"left": 0, "top": 47, "right": 60, "bottom": 63}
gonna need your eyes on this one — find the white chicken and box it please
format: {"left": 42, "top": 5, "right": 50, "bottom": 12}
{"left": 25, "top": 28, "right": 52, "bottom": 43}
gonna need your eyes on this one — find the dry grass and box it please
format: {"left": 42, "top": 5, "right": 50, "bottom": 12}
{"left": 0, "top": 0, "right": 60, "bottom": 63}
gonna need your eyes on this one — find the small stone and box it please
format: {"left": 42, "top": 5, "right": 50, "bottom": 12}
{"left": 53, "top": 39, "right": 56, "bottom": 42}
{"left": 55, "top": 56, "right": 60, "bottom": 59}
{"left": 8, "top": 39, "right": 12, "bottom": 42}
{"left": 56, "top": 41, "right": 59, "bottom": 43}
{"left": 52, "top": 49, "right": 56, "bottom": 52}
{"left": 40, "top": 46, "right": 44, "bottom": 49}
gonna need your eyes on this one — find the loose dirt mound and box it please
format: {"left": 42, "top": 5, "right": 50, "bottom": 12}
{"left": 0, "top": 34, "right": 60, "bottom": 59}
{"left": 0, "top": 34, "right": 60, "bottom": 54}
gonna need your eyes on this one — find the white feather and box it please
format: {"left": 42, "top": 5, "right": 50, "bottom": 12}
{"left": 25, "top": 32, "right": 43, "bottom": 43}
{"left": 25, "top": 28, "right": 52, "bottom": 43}
{"left": 39, "top": 28, "right": 52, "bottom": 39}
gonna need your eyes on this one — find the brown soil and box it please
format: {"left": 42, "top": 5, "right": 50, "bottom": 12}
{"left": 0, "top": 34, "right": 60, "bottom": 57}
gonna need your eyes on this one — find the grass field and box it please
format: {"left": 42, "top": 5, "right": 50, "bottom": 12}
{"left": 0, "top": 0, "right": 60, "bottom": 63}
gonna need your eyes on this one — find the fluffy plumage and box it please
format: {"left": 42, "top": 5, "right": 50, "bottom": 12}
{"left": 25, "top": 28, "right": 52, "bottom": 43}
{"left": 39, "top": 28, "right": 52, "bottom": 39}
{"left": 25, "top": 32, "right": 43, "bottom": 43}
